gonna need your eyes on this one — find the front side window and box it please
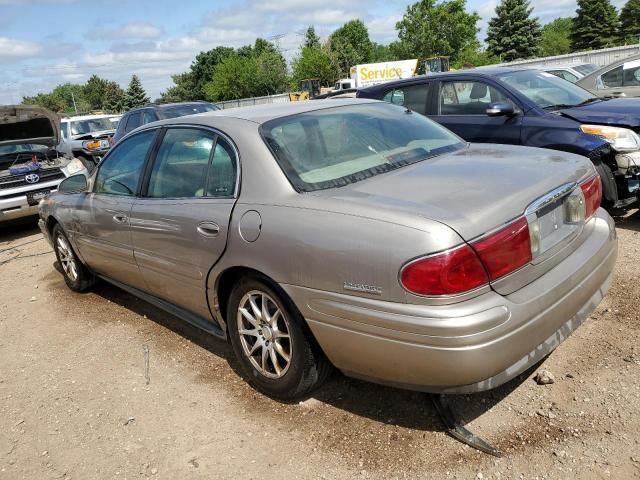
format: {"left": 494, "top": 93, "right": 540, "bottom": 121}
{"left": 381, "top": 84, "right": 429, "bottom": 114}
{"left": 262, "top": 103, "right": 465, "bottom": 192}
{"left": 439, "top": 81, "right": 508, "bottom": 115}
{"left": 497, "top": 70, "right": 596, "bottom": 109}
{"left": 147, "top": 128, "right": 236, "bottom": 198}
{"left": 94, "top": 130, "right": 155, "bottom": 196}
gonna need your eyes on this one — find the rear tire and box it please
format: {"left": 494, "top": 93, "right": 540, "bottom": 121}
{"left": 52, "top": 224, "right": 95, "bottom": 292}
{"left": 227, "top": 275, "right": 332, "bottom": 400}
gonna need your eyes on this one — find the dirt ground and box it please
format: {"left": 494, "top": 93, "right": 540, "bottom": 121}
{"left": 0, "top": 213, "right": 639, "bottom": 480}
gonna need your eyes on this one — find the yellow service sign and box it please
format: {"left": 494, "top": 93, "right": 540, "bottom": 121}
{"left": 352, "top": 60, "right": 418, "bottom": 88}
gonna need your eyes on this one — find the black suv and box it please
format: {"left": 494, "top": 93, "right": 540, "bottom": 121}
{"left": 113, "top": 102, "right": 219, "bottom": 143}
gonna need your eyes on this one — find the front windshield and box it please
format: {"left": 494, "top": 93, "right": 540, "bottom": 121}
{"left": 262, "top": 103, "right": 465, "bottom": 192}
{"left": 70, "top": 118, "right": 115, "bottom": 135}
{"left": 496, "top": 70, "right": 597, "bottom": 109}
{"left": 0, "top": 144, "right": 47, "bottom": 156}
{"left": 575, "top": 64, "right": 599, "bottom": 75}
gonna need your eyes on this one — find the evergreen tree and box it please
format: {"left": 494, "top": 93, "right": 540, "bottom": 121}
{"left": 571, "top": 0, "right": 618, "bottom": 51}
{"left": 124, "top": 75, "right": 149, "bottom": 109}
{"left": 304, "top": 26, "right": 321, "bottom": 49}
{"left": 619, "top": 0, "right": 640, "bottom": 44}
{"left": 486, "top": 0, "right": 542, "bottom": 61}
{"left": 103, "top": 81, "right": 125, "bottom": 113}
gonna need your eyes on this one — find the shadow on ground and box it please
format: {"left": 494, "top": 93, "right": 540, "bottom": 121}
{"left": 613, "top": 208, "right": 640, "bottom": 232}
{"left": 83, "top": 276, "right": 533, "bottom": 443}
{"left": 0, "top": 218, "right": 40, "bottom": 243}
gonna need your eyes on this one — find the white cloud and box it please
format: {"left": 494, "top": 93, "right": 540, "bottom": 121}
{"left": 0, "top": 37, "right": 42, "bottom": 57}
{"left": 94, "top": 22, "right": 162, "bottom": 40}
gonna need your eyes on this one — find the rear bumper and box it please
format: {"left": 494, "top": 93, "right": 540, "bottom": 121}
{"left": 282, "top": 209, "right": 617, "bottom": 393}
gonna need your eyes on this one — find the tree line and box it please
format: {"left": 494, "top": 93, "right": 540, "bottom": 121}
{"left": 22, "top": 0, "right": 640, "bottom": 111}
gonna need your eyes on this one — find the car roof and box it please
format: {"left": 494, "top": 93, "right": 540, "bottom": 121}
{"left": 357, "top": 67, "right": 536, "bottom": 92}
{"left": 582, "top": 53, "right": 640, "bottom": 78}
{"left": 126, "top": 101, "right": 213, "bottom": 114}
{"left": 168, "top": 98, "right": 381, "bottom": 125}
{"left": 61, "top": 114, "right": 114, "bottom": 122}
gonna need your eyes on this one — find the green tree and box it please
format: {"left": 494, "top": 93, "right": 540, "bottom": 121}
{"left": 370, "top": 42, "right": 398, "bottom": 62}
{"left": 159, "top": 72, "right": 197, "bottom": 103}
{"left": 540, "top": 18, "right": 573, "bottom": 56}
{"left": 255, "top": 47, "right": 289, "bottom": 95}
{"left": 124, "top": 75, "right": 149, "bottom": 109}
{"left": 619, "top": 0, "right": 640, "bottom": 43}
{"left": 571, "top": 0, "right": 619, "bottom": 51}
{"left": 486, "top": 0, "right": 542, "bottom": 61}
{"left": 328, "top": 20, "right": 372, "bottom": 75}
{"left": 395, "top": 0, "right": 480, "bottom": 63}
{"left": 23, "top": 83, "right": 90, "bottom": 113}
{"left": 452, "top": 42, "right": 499, "bottom": 68}
{"left": 83, "top": 74, "right": 109, "bottom": 110}
{"left": 204, "top": 55, "right": 258, "bottom": 101}
{"left": 103, "top": 81, "right": 125, "bottom": 113}
{"left": 291, "top": 46, "right": 340, "bottom": 87}
{"left": 304, "top": 26, "right": 321, "bottom": 49}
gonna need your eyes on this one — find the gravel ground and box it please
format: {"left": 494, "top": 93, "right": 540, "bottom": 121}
{"left": 0, "top": 214, "right": 639, "bottom": 480}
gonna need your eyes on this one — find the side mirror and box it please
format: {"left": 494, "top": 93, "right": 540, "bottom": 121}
{"left": 58, "top": 174, "right": 88, "bottom": 193}
{"left": 486, "top": 101, "right": 516, "bottom": 117}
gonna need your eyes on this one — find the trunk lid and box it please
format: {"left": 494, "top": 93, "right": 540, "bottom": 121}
{"left": 0, "top": 105, "right": 60, "bottom": 147}
{"left": 315, "top": 143, "right": 593, "bottom": 241}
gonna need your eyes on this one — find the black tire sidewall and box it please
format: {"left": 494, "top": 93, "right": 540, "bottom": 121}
{"left": 227, "top": 277, "right": 315, "bottom": 400}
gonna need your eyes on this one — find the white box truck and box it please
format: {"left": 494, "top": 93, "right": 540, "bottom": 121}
{"left": 349, "top": 60, "right": 418, "bottom": 89}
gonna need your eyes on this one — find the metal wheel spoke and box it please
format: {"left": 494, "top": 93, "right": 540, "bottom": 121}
{"left": 239, "top": 307, "right": 259, "bottom": 328}
{"left": 249, "top": 295, "right": 262, "bottom": 321}
{"left": 239, "top": 328, "right": 260, "bottom": 337}
{"left": 261, "top": 345, "right": 268, "bottom": 371}
{"left": 269, "top": 347, "right": 281, "bottom": 375}
{"left": 273, "top": 340, "right": 290, "bottom": 362}
{"left": 269, "top": 310, "right": 281, "bottom": 328}
{"left": 248, "top": 339, "right": 262, "bottom": 355}
{"left": 261, "top": 295, "right": 272, "bottom": 323}
{"left": 273, "top": 330, "right": 289, "bottom": 339}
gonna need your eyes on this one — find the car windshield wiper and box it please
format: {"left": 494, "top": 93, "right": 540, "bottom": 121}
{"left": 543, "top": 98, "right": 602, "bottom": 110}
{"left": 576, "top": 97, "right": 602, "bottom": 106}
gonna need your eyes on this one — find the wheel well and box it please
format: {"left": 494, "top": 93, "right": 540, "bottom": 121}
{"left": 46, "top": 216, "right": 59, "bottom": 236}
{"left": 216, "top": 266, "right": 273, "bottom": 322}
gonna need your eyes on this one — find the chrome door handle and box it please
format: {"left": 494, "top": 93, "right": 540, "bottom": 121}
{"left": 197, "top": 222, "right": 220, "bottom": 237}
{"left": 113, "top": 213, "right": 128, "bottom": 224}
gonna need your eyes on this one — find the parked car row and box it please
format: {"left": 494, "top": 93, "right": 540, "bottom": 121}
{"left": 38, "top": 96, "right": 617, "bottom": 409}
{"left": 357, "top": 67, "right": 640, "bottom": 211}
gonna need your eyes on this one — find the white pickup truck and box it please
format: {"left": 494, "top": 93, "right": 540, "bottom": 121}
{"left": 0, "top": 106, "right": 88, "bottom": 224}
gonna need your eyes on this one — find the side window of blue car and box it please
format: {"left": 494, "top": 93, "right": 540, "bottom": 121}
{"left": 381, "top": 84, "right": 429, "bottom": 115}
{"left": 439, "top": 81, "right": 508, "bottom": 115}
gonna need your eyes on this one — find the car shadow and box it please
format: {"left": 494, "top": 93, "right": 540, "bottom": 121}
{"left": 613, "top": 208, "right": 640, "bottom": 232}
{"left": 0, "top": 217, "right": 40, "bottom": 243}
{"left": 89, "top": 278, "right": 534, "bottom": 439}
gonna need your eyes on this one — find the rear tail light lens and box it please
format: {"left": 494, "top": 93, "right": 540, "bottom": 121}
{"left": 471, "top": 217, "right": 531, "bottom": 281}
{"left": 400, "top": 245, "right": 489, "bottom": 296}
{"left": 580, "top": 175, "right": 602, "bottom": 220}
{"left": 400, "top": 217, "right": 532, "bottom": 296}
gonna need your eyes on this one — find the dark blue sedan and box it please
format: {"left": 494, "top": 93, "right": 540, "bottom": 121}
{"left": 357, "top": 68, "right": 640, "bottom": 210}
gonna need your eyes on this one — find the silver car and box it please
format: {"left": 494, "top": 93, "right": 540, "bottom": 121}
{"left": 38, "top": 99, "right": 617, "bottom": 400}
{"left": 577, "top": 54, "right": 640, "bottom": 97}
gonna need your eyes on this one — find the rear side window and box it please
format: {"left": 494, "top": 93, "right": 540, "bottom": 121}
{"left": 125, "top": 112, "right": 142, "bottom": 133}
{"left": 146, "top": 128, "right": 236, "bottom": 199}
{"left": 95, "top": 130, "right": 155, "bottom": 196}
{"left": 439, "top": 81, "right": 507, "bottom": 115}
{"left": 600, "top": 65, "right": 640, "bottom": 88}
{"left": 381, "top": 84, "right": 429, "bottom": 115}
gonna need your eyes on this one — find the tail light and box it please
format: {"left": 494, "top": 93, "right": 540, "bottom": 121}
{"left": 580, "top": 175, "right": 602, "bottom": 220}
{"left": 400, "top": 217, "right": 531, "bottom": 296}
{"left": 400, "top": 245, "right": 488, "bottom": 296}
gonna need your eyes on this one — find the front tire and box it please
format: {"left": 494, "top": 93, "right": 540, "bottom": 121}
{"left": 52, "top": 224, "right": 95, "bottom": 292}
{"left": 227, "top": 276, "right": 332, "bottom": 400}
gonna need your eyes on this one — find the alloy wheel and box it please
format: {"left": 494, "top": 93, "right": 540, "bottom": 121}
{"left": 237, "top": 290, "right": 292, "bottom": 379}
{"left": 56, "top": 235, "right": 78, "bottom": 282}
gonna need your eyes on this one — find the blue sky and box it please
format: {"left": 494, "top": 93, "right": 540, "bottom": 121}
{"left": 0, "top": 0, "right": 626, "bottom": 103}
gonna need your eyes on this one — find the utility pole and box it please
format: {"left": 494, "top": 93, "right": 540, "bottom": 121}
{"left": 71, "top": 91, "right": 78, "bottom": 113}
